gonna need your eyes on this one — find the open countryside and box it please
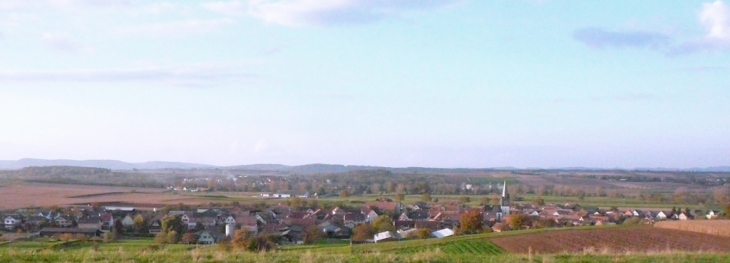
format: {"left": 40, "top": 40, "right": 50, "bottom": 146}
{"left": 2, "top": 165, "right": 730, "bottom": 262}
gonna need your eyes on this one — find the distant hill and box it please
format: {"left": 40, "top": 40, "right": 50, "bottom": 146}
{"left": 0, "top": 158, "right": 213, "bottom": 170}
{"left": 1, "top": 158, "right": 729, "bottom": 173}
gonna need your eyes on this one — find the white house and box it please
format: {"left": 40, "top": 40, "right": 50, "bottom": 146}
{"left": 4, "top": 216, "right": 20, "bottom": 229}
{"left": 374, "top": 231, "right": 395, "bottom": 243}
{"left": 224, "top": 215, "right": 236, "bottom": 224}
{"left": 197, "top": 230, "right": 218, "bottom": 245}
{"left": 678, "top": 213, "right": 689, "bottom": 220}
{"left": 707, "top": 210, "right": 720, "bottom": 219}
{"left": 431, "top": 228, "right": 455, "bottom": 239}
{"left": 655, "top": 211, "right": 667, "bottom": 220}
{"left": 121, "top": 215, "right": 135, "bottom": 227}
{"left": 365, "top": 210, "right": 379, "bottom": 223}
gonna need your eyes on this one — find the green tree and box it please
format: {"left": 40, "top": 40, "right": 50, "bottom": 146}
{"left": 352, "top": 224, "right": 375, "bottom": 242}
{"left": 133, "top": 215, "right": 147, "bottom": 234}
{"left": 166, "top": 230, "right": 179, "bottom": 244}
{"left": 303, "top": 225, "right": 324, "bottom": 244}
{"left": 182, "top": 232, "right": 197, "bottom": 244}
{"left": 508, "top": 213, "right": 530, "bottom": 230}
{"left": 457, "top": 210, "right": 483, "bottom": 235}
{"left": 415, "top": 228, "right": 431, "bottom": 239}
{"left": 372, "top": 215, "right": 395, "bottom": 233}
{"left": 232, "top": 229, "right": 253, "bottom": 249}
{"left": 154, "top": 232, "right": 167, "bottom": 244}
{"left": 161, "top": 215, "right": 185, "bottom": 234}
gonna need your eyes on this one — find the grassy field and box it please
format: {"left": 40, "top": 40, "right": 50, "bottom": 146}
{"left": 5, "top": 226, "right": 730, "bottom": 262}
{"left": 1, "top": 247, "right": 730, "bottom": 262}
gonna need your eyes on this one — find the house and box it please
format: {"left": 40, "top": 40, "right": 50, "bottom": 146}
{"left": 410, "top": 210, "right": 430, "bottom": 221}
{"left": 341, "top": 213, "right": 365, "bottom": 229}
{"left": 398, "top": 212, "right": 411, "bottom": 221}
{"left": 526, "top": 210, "right": 540, "bottom": 217}
{"left": 121, "top": 215, "right": 135, "bottom": 228}
{"left": 197, "top": 227, "right": 224, "bottom": 245}
{"left": 395, "top": 220, "right": 416, "bottom": 230}
{"left": 374, "top": 231, "right": 395, "bottom": 243}
{"left": 55, "top": 216, "right": 73, "bottom": 227}
{"left": 275, "top": 190, "right": 310, "bottom": 198}
{"left": 655, "top": 211, "right": 668, "bottom": 220}
{"left": 431, "top": 228, "right": 454, "bottom": 238}
{"left": 77, "top": 216, "right": 102, "bottom": 230}
{"left": 26, "top": 216, "right": 49, "bottom": 227}
{"left": 149, "top": 220, "right": 162, "bottom": 235}
{"left": 4, "top": 216, "right": 21, "bottom": 229}
{"left": 707, "top": 210, "right": 720, "bottom": 220}
{"left": 413, "top": 221, "right": 442, "bottom": 231}
{"left": 100, "top": 213, "right": 115, "bottom": 230}
{"left": 367, "top": 202, "right": 405, "bottom": 215}
{"left": 320, "top": 222, "right": 350, "bottom": 238}
{"left": 678, "top": 213, "right": 690, "bottom": 220}
{"left": 362, "top": 209, "right": 379, "bottom": 223}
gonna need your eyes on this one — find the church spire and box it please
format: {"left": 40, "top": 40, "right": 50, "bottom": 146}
{"left": 502, "top": 181, "right": 507, "bottom": 197}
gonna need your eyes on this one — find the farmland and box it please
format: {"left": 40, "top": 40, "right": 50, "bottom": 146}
{"left": 491, "top": 226, "right": 730, "bottom": 254}
{"left": 654, "top": 220, "right": 730, "bottom": 237}
{"left": 0, "top": 183, "right": 183, "bottom": 210}
{"left": 3, "top": 229, "right": 730, "bottom": 262}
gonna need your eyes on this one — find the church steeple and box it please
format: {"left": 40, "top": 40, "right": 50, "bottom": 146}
{"left": 500, "top": 181, "right": 510, "bottom": 215}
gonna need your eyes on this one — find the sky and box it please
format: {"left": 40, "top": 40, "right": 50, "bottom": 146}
{"left": 0, "top": 0, "right": 729, "bottom": 169}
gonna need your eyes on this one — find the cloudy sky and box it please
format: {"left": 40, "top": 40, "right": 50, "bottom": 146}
{"left": 1, "top": 0, "right": 729, "bottom": 168}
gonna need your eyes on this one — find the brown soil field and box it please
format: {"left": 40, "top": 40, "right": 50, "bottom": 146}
{"left": 0, "top": 183, "right": 199, "bottom": 210}
{"left": 654, "top": 220, "right": 730, "bottom": 237}
{"left": 491, "top": 227, "right": 730, "bottom": 254}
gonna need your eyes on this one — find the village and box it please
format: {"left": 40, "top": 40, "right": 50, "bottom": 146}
{"left": 0, "top": 182, "right": 719, "bottom": 246}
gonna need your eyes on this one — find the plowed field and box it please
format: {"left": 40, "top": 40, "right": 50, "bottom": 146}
{"left": 491, "top": 227, "right": 730, "bottom": 254}
{"left": 654, "top": 220, "right": 730, "bottom": 237}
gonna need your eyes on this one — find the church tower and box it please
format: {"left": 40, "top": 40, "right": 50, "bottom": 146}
{"left": 500, "top": 181, "right": 510, "bottom": 215}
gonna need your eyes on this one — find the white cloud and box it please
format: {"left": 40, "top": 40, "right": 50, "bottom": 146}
{"left": 701, "top": 0, "right": 730, "bottom": 40}
{"left": 202, "top": 1, "right": 245, "bottom": 16}
{"left": 0, "top": 65, "right": 257, "bottom": 87}
{"left": 143, "top": 2, "right": 183, "bottom": 15}
{"left": 669, "top": 0, "right": 730, "bottom": 55}
{"left": 46, "top": 0, "right": 133, "bottom": 9}
{"left": 241, "top": 0, "right": 463, "bottom": 27}
{"left": 122, "top": 18, "right": 234, "bottom": 37}
{"left": 41, "top": 33, "right": 94, "bottom": 54}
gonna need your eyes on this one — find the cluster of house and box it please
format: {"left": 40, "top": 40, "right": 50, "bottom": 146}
{"left": 2, "top": 206, "right": 126, "bottom": 237}
{"left": 0, "top": 183, "right": 720, "bottom": 245}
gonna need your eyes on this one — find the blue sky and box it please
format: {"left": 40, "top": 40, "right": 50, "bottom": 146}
{"left": 1, "top": 0, "right": 729, "bottom": 168}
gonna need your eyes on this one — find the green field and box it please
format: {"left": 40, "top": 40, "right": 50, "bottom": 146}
{"left": 3, "top": 226, "right": 730, "bottom": 262}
